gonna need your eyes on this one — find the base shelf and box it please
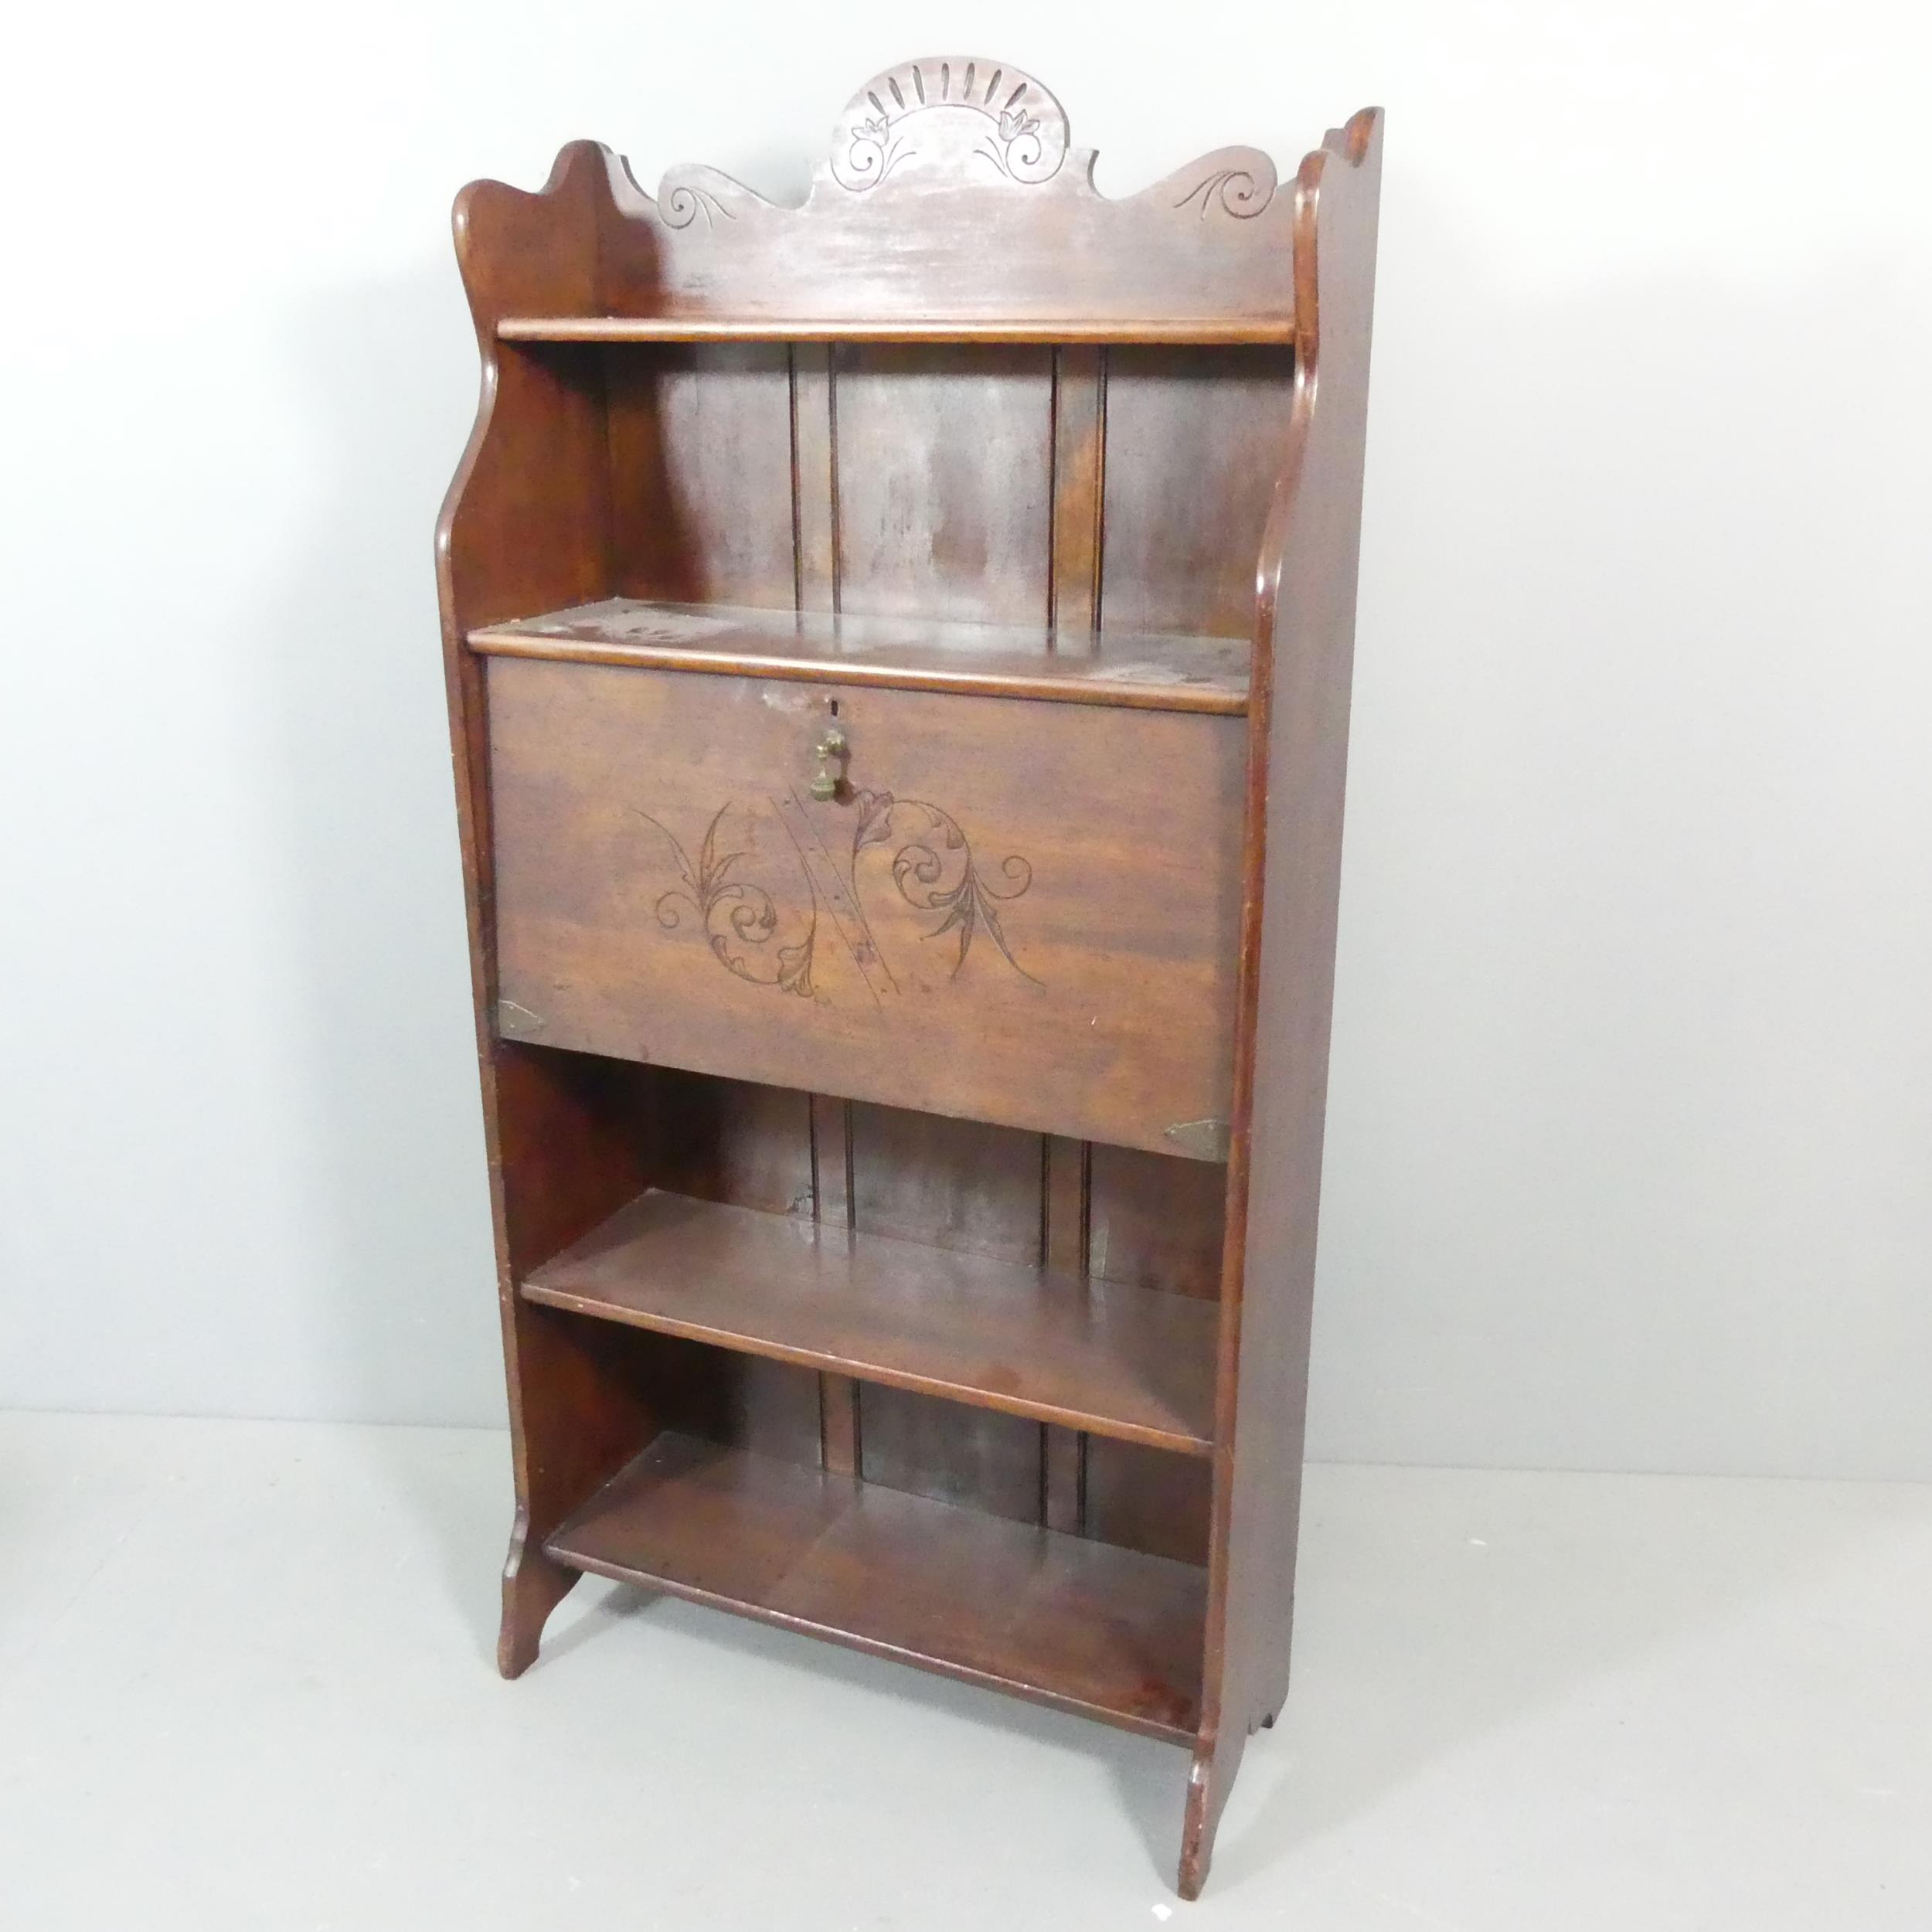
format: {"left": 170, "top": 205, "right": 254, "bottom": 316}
{"left": 522, "top": 1189, "right": 1218, "bottom": 1456}
{"left": 546, "top": 1431, "right": 1206, "bottom": 1740}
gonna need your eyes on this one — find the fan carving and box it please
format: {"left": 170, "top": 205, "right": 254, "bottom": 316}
{"left": 829, "top": 57, "right": 1070, "bottom": 193}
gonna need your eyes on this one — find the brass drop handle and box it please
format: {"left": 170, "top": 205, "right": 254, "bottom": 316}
{"left": 809, "top": 725, "right": 849, "bottom": 801}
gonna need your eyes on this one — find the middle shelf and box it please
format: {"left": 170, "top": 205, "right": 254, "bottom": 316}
{"left": 468, "top": 596, "right": 1252, "bottom": 714}
{"left": 522, "top": 1189, "right": 1219, "bottom": 1457}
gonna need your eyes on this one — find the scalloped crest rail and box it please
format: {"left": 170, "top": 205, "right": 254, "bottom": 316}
{"left": 435, "top": 56, "right": 1382, "bottom": 1902}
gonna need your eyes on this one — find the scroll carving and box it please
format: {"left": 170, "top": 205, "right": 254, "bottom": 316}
{"left": 1173, "top": 155, "right": 1279, "bottom": 220}
{"left": 634, "top": 792, "right": 1039, "bottom": 999}
{"left": 852, "top": 791, "right": 1038, "bottom": 983}
{"left": 638, "top": 805, "right": 816, "bottom": 996}
{"left": 655, "top": 166, "right": 753, "bottom": 230}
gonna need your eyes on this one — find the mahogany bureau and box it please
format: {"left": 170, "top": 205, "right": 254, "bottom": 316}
{"left": 435, "top": 57, "right": 1381, "bottom": 1897}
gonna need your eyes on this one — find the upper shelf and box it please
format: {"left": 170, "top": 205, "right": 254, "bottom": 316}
{"left": 454, "top": 59, "right": 1308, "bottom": 345}
{"left": 468, "top": 598, "right": 1251, "bottom": 714}
{"left": 497, "top": 317, "right": 1294, "bottom": 346}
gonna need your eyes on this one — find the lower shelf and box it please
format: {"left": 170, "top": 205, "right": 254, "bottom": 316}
{"left": 545, "top": 1431, "right": 1207, "bottom": 1742}
{"left": 522, "top": 1188, "right": 1217, "bottom": 1455}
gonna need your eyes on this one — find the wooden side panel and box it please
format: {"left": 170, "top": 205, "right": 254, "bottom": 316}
{"left": 486, "top": 1053, "right": 666, "bottom": 1655}
{"left": 436, "top": 145, "right": 631, "bottom": 1678}
{"left": 443, "top": 147, "right": 613, "bottom": 635}
{"left": 1181, "top": 111, "right": 1383, "bottom": 1900}
{"left": 832, "top": 345, "right": 1054, "bottom": 626}
{"left": 1100, "top": 347, "right": 1297, "bottom": 638}
{"left": 604, "top": 344, "right": 796, "bottom": 608}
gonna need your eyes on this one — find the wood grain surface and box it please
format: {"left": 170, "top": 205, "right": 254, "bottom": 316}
{"left": 523, "top": 1187, "right": 1216, "bottom": 1453}
{"left": 486, "top": 659, "right": 1245, "bottom": 1158}
{"left": 437, "top": 56, "right": 1379, "bottom": 1900}
{"left": 471, "top": 597, "right": 1250, "bottom": 713}
{"left": 546, "top": 1430, "right": 1208, "bottom": 1740}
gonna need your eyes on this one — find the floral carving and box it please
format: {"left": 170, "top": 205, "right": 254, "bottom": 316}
{"left": 832, "top": 60, "right": 1067, "bottom": 194}
{"left": 637, "top": 806, "right": 815, "bottom": 996}
{"left": 852, "top": 790, "right": 1038, "bottom": 983}
{"left": 634, "top": 790, "right": 1039, "bottom": 998}
{"left": 976, "top": 101, "right": 1046, "bottom": 182}
{"left": 844, "top": 109, "right": 910, "bottom": 190}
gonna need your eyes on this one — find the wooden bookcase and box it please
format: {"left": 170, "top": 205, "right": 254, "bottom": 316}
{"left": 435, "top": 58, "right": 1381, "bottom": 1899}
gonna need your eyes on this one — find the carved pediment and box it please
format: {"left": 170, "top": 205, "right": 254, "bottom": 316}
{"left": 459, "top": 57, "right": 1324, "bottom": 328}
{"left": 645, "top": 55, "right": 1279, "bottom": 236}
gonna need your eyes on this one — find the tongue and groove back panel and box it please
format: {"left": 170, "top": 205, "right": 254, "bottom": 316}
{"left": 579, "top": 354, "right": 1291, "bottom": 1556}
{"left": 597, "top": 340, "right": 1295, "bottom": 631}
{"left": 575, "top": 338, "right": 1279, "bottom": 1554}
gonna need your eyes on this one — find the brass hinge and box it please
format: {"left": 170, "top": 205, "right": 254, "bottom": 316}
{"left": 496, "top": 998, "right": 547, "bottom": 1037}
{"left": 1163, "top": 1117, "right": 1231, "bottom": 1161}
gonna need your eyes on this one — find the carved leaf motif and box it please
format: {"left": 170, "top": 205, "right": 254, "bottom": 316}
{"left": 777, "top": 940, "right": 815, "bottom": 998}
{"left": 638, "top": 791, "right": 1038, "bottom": 1000}
{"left": 850, "top": 792, "right": 1039, "bottom": 984}
{"left": 853, "top": 789, "right": 896, "bottom": 849}
{"left": 635, "top": 805, "right": 817, "bottom": 998}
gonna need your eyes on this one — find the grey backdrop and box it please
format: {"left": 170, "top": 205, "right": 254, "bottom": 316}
{"left": 5, "top": 0, "right": 1928, "bottom": 1479}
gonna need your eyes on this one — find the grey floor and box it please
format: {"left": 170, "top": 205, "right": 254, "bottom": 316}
{"left": 2, "top": 1413, "right": 1927, "bottom": 1929}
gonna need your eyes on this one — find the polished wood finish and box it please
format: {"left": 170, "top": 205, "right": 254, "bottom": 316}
{"left": 1101, "top": 348, "right": 1301, "bottom": 638}
{"left": 546, "top": 1431, "right": 1207, "bottom": 1740}
{"left": 587, "top": 58, "right": 1299, "bottom": 329}
{"left": 523, "top": 1187, "right": 1216, "bottom": 1454}
{"left": 498, "top": 317, "right": 1298, "bottom": 344}
{"left": 470, "top": 597, "right": 1250, "bottom": 713}
{"left": 1179, "top": 107, "right": 1384, "bottom": 1900}
{"left": 436, "top": 60, "right": 1380, "bottom": 1900}
{"left": 485, "top": 660, "right": 1245, "bottom": 1157}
